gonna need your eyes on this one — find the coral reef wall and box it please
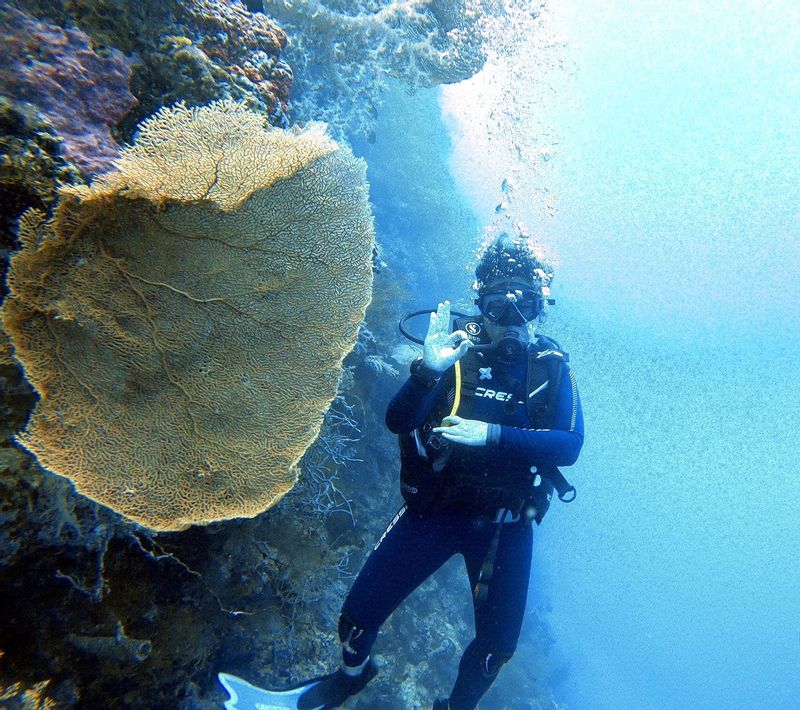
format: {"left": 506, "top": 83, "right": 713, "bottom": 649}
{"left": 3, "top": 102, "right": 374, "bottom": 531}
{"left": 0, "top": 1, "right": 564, "bottom": 707}
{"left": 11, "top": 0, "right": 291, "bottom": 132}
{"left": 261, "top": 0, "right": 491, "bottom": 138}
{"left": 0, "top": 7, "right": 137, "bottom": 177}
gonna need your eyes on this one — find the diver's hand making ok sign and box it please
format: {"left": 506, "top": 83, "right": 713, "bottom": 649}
{"left": 422, "top": 301, "right": 471, "bottom": 373}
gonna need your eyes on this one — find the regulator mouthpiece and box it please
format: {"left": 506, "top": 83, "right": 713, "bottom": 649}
{"left": 471, "top": 330, "right": 525, "bottom": 362}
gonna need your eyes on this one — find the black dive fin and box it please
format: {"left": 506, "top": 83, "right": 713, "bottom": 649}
{"left": 218, "top": 661, "right": 377, "bottom": 710}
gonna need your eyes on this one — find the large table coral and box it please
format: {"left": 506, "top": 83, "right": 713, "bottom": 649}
{"left": 262, "top": 0, "right": 489, "bottom": 137}
{"left": 1, "top": 101, "right": 374, "bottom": 531}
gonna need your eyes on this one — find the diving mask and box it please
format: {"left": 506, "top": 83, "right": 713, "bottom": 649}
{"left": 477, "top": 283, "right": 543, "bottom": 326}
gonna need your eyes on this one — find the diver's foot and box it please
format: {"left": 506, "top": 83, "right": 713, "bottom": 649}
{"left": 297, "top": 659, "right": 378, "bottom": 709}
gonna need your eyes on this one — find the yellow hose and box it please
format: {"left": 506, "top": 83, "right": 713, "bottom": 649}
{"left": 449, "top": 360, "right": 462, "bottom": 417}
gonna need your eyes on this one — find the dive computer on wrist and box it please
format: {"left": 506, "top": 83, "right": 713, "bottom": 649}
{"left": 409, "top": 356, "right": 441, "bottom": 388}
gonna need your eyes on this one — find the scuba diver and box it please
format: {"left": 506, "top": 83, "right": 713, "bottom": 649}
{"left": 219, "top": 232, "right": 584, "bottom": 709}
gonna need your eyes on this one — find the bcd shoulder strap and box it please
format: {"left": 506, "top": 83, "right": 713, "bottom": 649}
{"left": 527, "top": 335, "right": 568, "bottom": 425}
{"left": 526, "top": 337, "right": 576, "bottom": 503}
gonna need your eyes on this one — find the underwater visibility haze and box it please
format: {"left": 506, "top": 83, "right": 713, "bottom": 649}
{"left": 443, "top": 2, "right": 800, "bottom": 708}
{"left": 0, "top": 0, "right": 798, "bottom": 708}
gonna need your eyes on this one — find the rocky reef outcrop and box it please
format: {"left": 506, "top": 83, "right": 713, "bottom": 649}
{"left": 11, "top": 0, "right": 291, "bottom": 132}
{"left": 261, "top": 0, "right": 492, "bottom": 139}
{"left": 0, "top": 7, "right": 137, "bottom": 178}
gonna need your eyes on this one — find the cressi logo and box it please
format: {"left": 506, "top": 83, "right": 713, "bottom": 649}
{"left": 475, "top": 387, "right": 515, "bottom": 402}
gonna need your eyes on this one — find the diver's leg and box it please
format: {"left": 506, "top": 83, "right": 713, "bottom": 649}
{"left": 338, "top": 505, "right": 459, "bottom": 669}
{"left": 285, "top": 507, "right": 458, "bottom": 709}
{"left": 447, "top": 519, "right": 533, "bottom": 710}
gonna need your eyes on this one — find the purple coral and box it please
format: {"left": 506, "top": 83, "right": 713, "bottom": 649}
{"left": 0, "top": 6, "right": 137, "bottom": 177}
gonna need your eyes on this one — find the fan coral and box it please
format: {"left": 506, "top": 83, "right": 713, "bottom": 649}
{"left": 2, "top": 101, "right": 375, "bottom": 531}
{"left": 0, "top": 6, "right": 137, "bottom": 177}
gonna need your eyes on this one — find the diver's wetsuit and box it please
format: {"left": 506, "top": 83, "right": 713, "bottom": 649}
{"left": 339, "top": 343, "right": 584, "bottom": 709}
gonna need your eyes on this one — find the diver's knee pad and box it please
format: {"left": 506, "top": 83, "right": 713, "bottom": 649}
{"left": 338, "top": 612, "right": 372, "bottom": 667}
{"left": 480, "top": 649, "right": 514, "bottom": 679}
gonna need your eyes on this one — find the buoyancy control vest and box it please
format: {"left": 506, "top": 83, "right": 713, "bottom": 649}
{"left": 398, "top": 316, "right": 575, "bottom": 523}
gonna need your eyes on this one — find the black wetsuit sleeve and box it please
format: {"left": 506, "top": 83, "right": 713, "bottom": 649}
{"left": 494, "top": 363, "right": 584, "bottom": 466}
{"left": 385, "top": 372, "right": 450, "bottom": 434}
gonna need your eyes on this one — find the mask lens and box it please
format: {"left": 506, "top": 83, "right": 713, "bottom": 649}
{"left": 515, "top": 290, "right": 542, "bottom": 319}
{"left": 479, "top": 287, "right": 542, "bottom": 322}
{"left": 480, "top": 293, "right": 509, "bottom": 321}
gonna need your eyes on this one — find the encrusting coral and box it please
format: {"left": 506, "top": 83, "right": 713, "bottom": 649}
{"left": 0, "top": 6, "right": 137, "bottom": 177}
{"left": 2, "top": 101, "right": 374, "bottom": 531}
{"left": 10, "top": 0, "right": 291, "bottom": 131}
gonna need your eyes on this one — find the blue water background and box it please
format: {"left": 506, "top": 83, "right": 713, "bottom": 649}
{"left": 357, "top": 2, "right": 799, "bottom": 707}
{"left": 536, "top": 4, "right": 800, "bottom": 708}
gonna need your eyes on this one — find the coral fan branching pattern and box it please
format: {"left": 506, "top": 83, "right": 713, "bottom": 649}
{"left": 2, "top": 101, "right": 375, "bottom": 531}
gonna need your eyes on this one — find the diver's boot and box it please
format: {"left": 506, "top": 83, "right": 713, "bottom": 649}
{"left": 296, "top": 659, "right": 378, "bottom": 709}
